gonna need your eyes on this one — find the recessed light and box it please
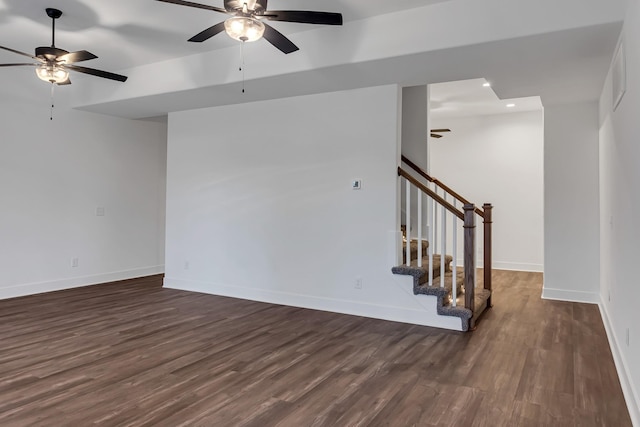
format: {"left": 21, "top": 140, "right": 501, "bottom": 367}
{"left": 483, "top": 82, "right": 491, "bottom": 87}
{"left": 506, "top": 103, "right": 516, "bottom": 108}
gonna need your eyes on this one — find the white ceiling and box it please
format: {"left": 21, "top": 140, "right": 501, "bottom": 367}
{"left": 430, "top": 78, "right": 543, "bottom": 120}
{"left": 0, "top": 0, "right": 629, "bottom": 119}
{"left": 0, "top": 0, "right": 448, "bottom": 70}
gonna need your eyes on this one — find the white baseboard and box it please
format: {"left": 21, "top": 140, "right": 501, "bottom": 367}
{"left": 0, "top": 265, "right": 165, "bottom": 300}
{"left": 599, "top": 298, "right": 640, "bottom": 427}
{"left": 452, "top": 260, "right": 544, "bottom": 272}
{"left": 164, "top": 277, "right": 464, "bottom": 331}
{"left": 492, "top": 261, "right": 544, "bottom": 272}
{"left": 541, "top": 287, "right": 599, "bottom": 304}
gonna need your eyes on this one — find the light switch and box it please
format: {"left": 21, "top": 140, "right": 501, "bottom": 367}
{"left": 352, "top": 180, "right": 362, "bottom": 190}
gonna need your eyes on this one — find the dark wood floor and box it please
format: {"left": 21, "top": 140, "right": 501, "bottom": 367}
{"left": 0, "top": 271, "right": 631, "bottom": 426}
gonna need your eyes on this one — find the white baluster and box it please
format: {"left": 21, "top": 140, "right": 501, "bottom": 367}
{"left": 440, "top": 197, "right": 446, "bottom": 289}
{"left": 405, "top": 179, "right": 411, "bottom": 266}
{"left": 452, "top": 200, "right": 458, "bottom": 307}
{"left": 428, "top": 196, "right": 434, "bottom": 288}
{"left": 432, "top": 185, "right": 438, "bottom": 251}
{"left": 417, "top": 191, "right": 422, "bottom": 267}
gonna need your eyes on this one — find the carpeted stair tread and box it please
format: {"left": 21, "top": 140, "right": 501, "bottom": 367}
{"left": 440, "top": 288, "right": 491, "bottom": 330}
{"left": 408, "top": 253, "right": 452, "bottom": 269}
{"left": 469, "top": 288, "right": 492, "bottom": 325}
{"left": 415, "top": 269, "right": 464, "bottom": 297}
{"left": 391, "top": 260, "right": 490, "bottom": 331}
{"left": 454, "top": 287, "right": 491, "bottom": 309}
{"left": 393, "top": 254, "right": 453, "bottom": 283}
{"left": 401, "top": 239, "right": 429, "bottom": 264}
{"left": 391, "top": 255, "right": 452, "bottom": 285}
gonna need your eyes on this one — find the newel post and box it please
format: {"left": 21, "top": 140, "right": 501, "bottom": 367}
{"left": 463, "top": 204, "right": 476, "bottom": 319}
{"left": 483, "top": 203, "right": 493, "bottom": 308}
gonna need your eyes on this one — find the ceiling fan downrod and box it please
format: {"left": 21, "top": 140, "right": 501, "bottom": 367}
{"left": 46, "top": 8, "right": 62, "bottom": 48}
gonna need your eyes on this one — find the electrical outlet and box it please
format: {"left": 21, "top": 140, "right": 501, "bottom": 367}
{"left": 96, "top": 207, "right": 105, "bottom": 217}
{"left": 608, "top": 288, "right": 611, "bottom": 302}
{"left": 71, "top": 257, "right": 79, "bottom": 268}
{"left": 626, "top": 328, "right": 630, "bottom": 347}
{"left": 355, "top": 278, "right": 363, "bottom": 289}
{"left": 184, "top": 261, "right": 190, "bottom": 270}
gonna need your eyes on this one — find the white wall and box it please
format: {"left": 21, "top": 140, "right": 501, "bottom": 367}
{"left": 401, "top": 85, "right": 430, "bottom": 235}
{"left": 0, "top": 74, "right": 167, "bottom": 299}
{"left": 598, "top": 0, "right": 640, "bottom": 423}
{"left": 164, "top": 85, "right": 462, "bottom": 330}
{"left": 543, "top": 102, "right": 600, "bottom": 303}
{"left": 429, "top": 111, "right": 544, "bottom": 271}
{"left": 401, "top": 85, "right": 429, "bottom": 170}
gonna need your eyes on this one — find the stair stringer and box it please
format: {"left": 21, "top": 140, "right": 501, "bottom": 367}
{"left": 391, "top": 265, "right": 472, "bottom": 332}
{"left": 388, "top": 273, "right": 465, "bottom": 331}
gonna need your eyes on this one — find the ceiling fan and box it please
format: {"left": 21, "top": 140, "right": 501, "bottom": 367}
{"left": 430, "top": 129, "right": 451, "bottom": 139}
{"left": 0, "top": 8, "right": 128, "bottom": 85}
{"left": 156, "top": 0, "right": 343, "bottom": 54}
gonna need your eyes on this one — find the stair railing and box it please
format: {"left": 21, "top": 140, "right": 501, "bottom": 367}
{"left": 399, "top": 168, "right": 474, "bottom": 309}
{"left": 399, "top": 156, "right": 493, "bottom": 309}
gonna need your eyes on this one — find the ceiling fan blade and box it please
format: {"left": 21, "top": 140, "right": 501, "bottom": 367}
{"left": 58, "top": 50, "right": 98, "bottom": 64}
{"left": 188, "top": 22, "right": 226, "bottom": 42}
{"left": 262, "top": 10, "right": 343, "bottom": 25}
{"left": 0, "top": 45, "right": 42, "bottom": 61}
{"left": 0, "top": 63, "right": 37, "bottom": 67}
{"left": 155, "top": 0, "right": 227, "bottom": 14}
{"left": 431, "top": 128, "right": 451, "bottom": 133}
{"left": 262, "top": 23, "right": 299, "bottom": 54}
{"left": 66, "top": 64, "right": 128, "bottom": 82}
{"left": 430, "top": 134, "right": 443, "bottom": 139}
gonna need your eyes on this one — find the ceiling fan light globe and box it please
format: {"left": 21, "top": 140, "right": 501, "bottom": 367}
{"left": 230, "top": 19, "right": 245, "bottom": 33}
{"left": 224, "top": 16, "right": 265, "bottom": 42}
{"left": 35, "top": 63, "right": 69, "bottom": 84}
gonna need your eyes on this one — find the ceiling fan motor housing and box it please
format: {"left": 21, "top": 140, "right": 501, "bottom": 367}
{"left": 35, "top": 46, "right": 68, "bottom": 60}
{"left": 224, "top": 0, "right": 267, "bottom": 13}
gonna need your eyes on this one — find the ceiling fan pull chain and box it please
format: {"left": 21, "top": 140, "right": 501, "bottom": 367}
{"left": 50, "top": 82, "right": 55, "bottom": 120}
{"left": 240, "top": 41, "right": 246, "bottom": 93}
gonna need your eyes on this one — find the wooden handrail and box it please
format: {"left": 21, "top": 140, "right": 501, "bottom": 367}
{"left": 401, "top": 155, "right": 484, "bottom": 217}
{"left": 401, "top": 156, "right": 435, "bottom": 183}
{"left": 398, "top": 167, "right": 463, "bottom": 220}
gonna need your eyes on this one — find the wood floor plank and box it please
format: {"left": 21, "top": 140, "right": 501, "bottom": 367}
{"left": 0, "top": 271, "right": 632, "bottom": 426}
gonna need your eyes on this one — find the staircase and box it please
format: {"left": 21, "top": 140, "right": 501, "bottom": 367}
{"left": 393, "top": 156, "right": 493, "bottom": 331}
{"left": 393, "top": 241, "right": 491, "bottom": 331}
